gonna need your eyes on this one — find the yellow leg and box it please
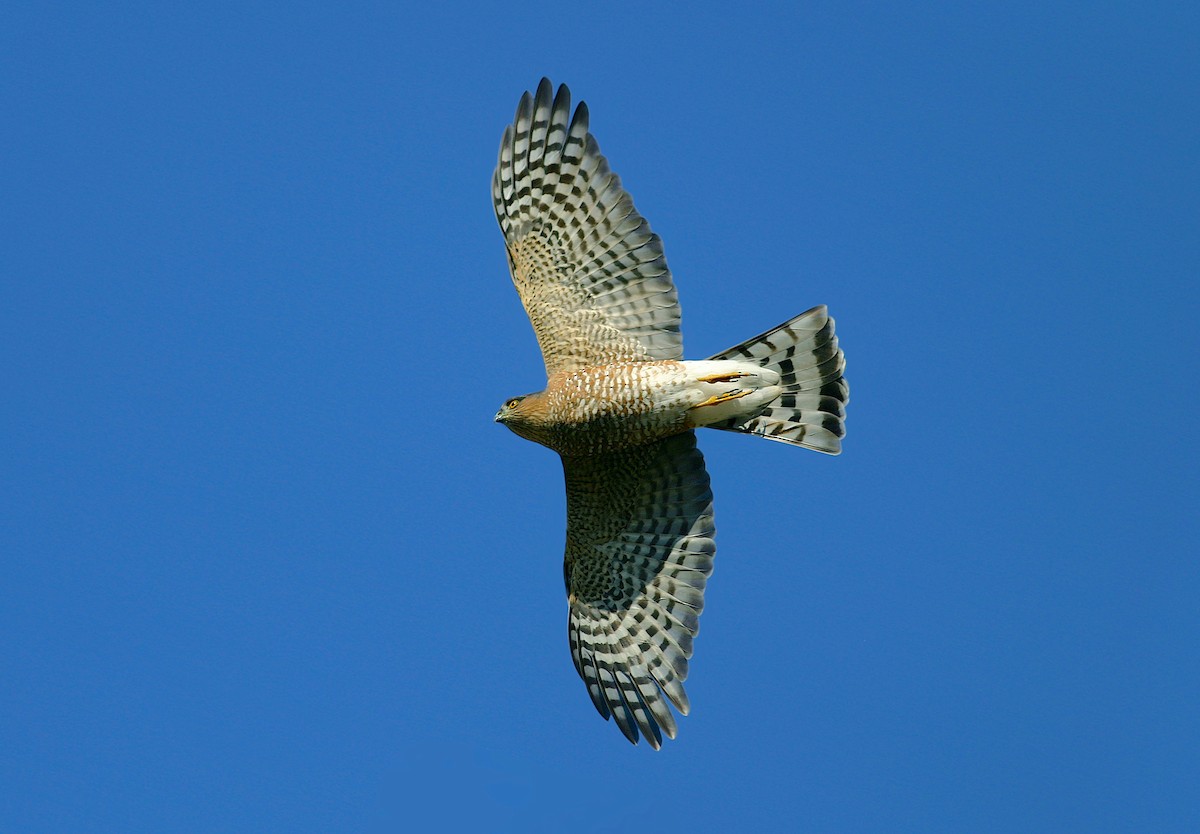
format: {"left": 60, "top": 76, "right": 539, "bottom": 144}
{"left": 694, "top": 389, "right": 751, "bottom": 408}
{"left": 696, "top": 371, "right": 750, "bottom": 383}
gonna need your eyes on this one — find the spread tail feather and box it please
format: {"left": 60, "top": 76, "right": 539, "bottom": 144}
{"left": 706, "top": 305, "right": 848, "bottom": 454}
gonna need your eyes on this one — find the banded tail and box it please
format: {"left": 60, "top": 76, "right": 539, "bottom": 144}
{"left": 707, "top": 305, "right": 848, "bottom": 454}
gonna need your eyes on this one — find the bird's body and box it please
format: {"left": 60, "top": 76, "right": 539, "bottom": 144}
{"left": 499, "top": 360, "right": 782, "bottom": 456}
{"left": 492, "top": 79, "right": 848, "bottom": 748}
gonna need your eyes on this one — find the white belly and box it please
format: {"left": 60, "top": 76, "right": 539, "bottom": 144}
{"left": 679, "top": 360, "right": 783, "bottom": 427}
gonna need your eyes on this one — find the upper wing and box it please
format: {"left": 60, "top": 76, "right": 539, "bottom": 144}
{"left": 492, "top": 79, "right": 683, "bottom": 377}
{"left": 561, "top": 432, "right": 715, "bottom": 748}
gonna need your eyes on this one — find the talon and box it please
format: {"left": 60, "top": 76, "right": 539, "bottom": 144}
{"left": 697, "top": 371, "right": 750, "bottom": 383}
{"left": 695, "top": 389, "right": 751, "bottom": 408}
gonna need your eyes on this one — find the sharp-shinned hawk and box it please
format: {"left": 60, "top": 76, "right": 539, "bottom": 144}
{"left": 492, "top": 79, "right": 848, "bottom": 748}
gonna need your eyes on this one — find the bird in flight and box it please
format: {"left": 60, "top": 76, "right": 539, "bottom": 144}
{"left": 492, "top": 79, "right": 848, "bottom": 748}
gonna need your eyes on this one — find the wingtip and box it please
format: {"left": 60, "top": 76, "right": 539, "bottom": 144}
{"left": 531, "top": 78, "right": 581, "bottom": 123}
{"left": 514, "top": 88, "right": 533, "bottom": 123}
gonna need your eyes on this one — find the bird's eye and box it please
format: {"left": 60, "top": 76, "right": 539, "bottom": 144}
{"left": 506, "top": 398, "right": 521, "bottom": 409}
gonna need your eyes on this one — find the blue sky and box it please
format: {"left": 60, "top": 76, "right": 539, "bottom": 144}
{"left": 3, "top": 2, "right": 1197, "bottom": 831}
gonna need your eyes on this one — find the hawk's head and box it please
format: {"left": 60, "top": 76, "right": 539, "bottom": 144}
{"left": 494, "top": 394, "right": 528, "bottom": 425}
{"left": 495, "top": 392, "right": 555, "bottom": 447}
